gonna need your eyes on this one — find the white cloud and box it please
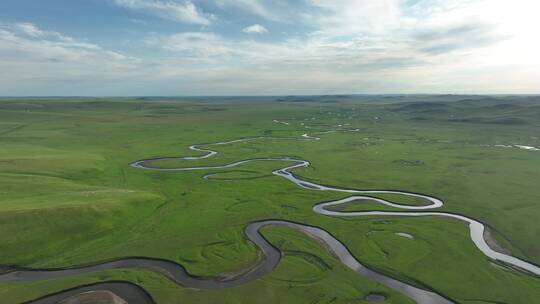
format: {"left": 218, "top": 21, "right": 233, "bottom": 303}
{"left": 2, "top": 0, "right": 540, "bottom": 95}
{"left": 113, "top": 0, "right": 214, "bottom": 25}
{"left": 242, "top": 24, "right": 268, "bottom": 34}
{"left": 150, "top": 30, "right": 416, "bottom": 71}
{"left": 14, "top": 22, "right": 45, "bottom": 37}
{"left": 0, "top": 23, "right": 140, "bottom": 94}
{"left": 148, "top": 32, "right": 235, "bottom": 57}
{"left": 305, "top": 0, "right": 402, "bottom": 35}
{"left": 216, "top": 0, "right": 278, "bottom": 21}
{"left": 1, "top": 22, "right": 74, "bottom": 42}
{"left": 126, "top": 2, "right": 540, "bottom": 95}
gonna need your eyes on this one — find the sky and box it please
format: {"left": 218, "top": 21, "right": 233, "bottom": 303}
{"left": 0, "top": 0, "right": 539, "bottom": 96}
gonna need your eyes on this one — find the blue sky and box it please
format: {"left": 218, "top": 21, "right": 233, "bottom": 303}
{"left": 0, "top": 0, "right": 539, "bottom": 96}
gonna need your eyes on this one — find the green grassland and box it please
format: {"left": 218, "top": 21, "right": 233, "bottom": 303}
{"left": 0, "top": 96, "right": 539, "bottom": 303}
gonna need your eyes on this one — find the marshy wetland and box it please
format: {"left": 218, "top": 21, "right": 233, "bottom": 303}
{"left": 0, "top": 95, "right": 539, "bottom": 303}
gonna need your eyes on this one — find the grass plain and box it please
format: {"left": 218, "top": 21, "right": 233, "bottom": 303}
{"left": 0, "top": 95, "right": 539, "bottom": 303}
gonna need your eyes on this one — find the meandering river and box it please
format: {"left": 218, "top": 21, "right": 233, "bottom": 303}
{"left": 4, "top": 128, "right": 539, "bottom": 304}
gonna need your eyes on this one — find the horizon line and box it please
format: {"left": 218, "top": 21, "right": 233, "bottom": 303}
{"left": 1, "top": 93, "right": 540, "bottom": 99}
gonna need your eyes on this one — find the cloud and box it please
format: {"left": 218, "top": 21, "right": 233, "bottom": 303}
{"left": 414, "top": 23, "right": 501, "bottom": 54}
{"left": 0, "top": 22, "right": 140, "bottom": 94}
{"left": 242, "top": 24, "right": 268, "bottom": 34}
{"left": 113, "top": 0, "right": 214, "bottom": 25}
{"left": 147, "top": 32, "right": 235, "bottom": 58}
{"left": 14, "top": 22, "right": 45, "bottom": 37}
{"left": 149, "top": 30, "right": 421, "bottom": 73}
{"left": 1, "top": 22, "right": 74, "bottom": 42}
{"left": 216, "top": 0, "right": 278, "bottom": 21}
{"left": 304, "top": 0, "right": 402, "bottom": 35}
{"left": 2, "top": 0, "right": 540, "bottom": 95}
{"left": 299, "top": 0, "right": 506, "bottom": 59}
